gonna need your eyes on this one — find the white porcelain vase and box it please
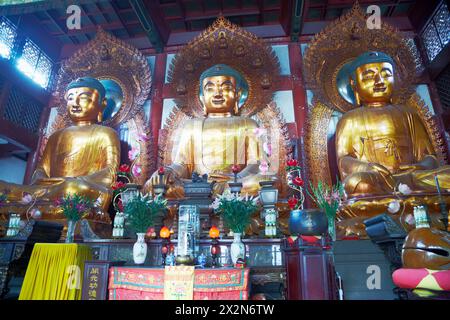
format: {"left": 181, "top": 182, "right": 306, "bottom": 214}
{"left": 133, "top": 233, "right": 147, "bottom": 265}
{"left": 230, "top": 232, "right": 245, "bottom": 264}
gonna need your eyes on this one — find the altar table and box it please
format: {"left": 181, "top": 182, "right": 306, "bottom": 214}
{"left": 108, "top": 267, "right": 250, "bottom": 300}
{"left": 19, "top": 243, "right": 92, "bottom": 300}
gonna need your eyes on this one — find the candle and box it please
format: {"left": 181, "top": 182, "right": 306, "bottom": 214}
{"left": 209, "top": 226, "right": 220, "bottom": 239}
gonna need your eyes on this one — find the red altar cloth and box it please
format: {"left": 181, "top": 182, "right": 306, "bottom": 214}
{"left": 108, "top": 267, "right": 250, "bottom": 300}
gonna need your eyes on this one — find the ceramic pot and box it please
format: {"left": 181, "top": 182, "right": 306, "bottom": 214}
{"left": 230, "top": 232, "right": 245, "bottom": 264}
{"left": 65, "top": 220, "right": 77, "bottom": 243}
{"left": 288, "top": 209, "right": 328, "bottom": 236}
{"left": 133, "top": 233, "right": 147, "bottom": 264}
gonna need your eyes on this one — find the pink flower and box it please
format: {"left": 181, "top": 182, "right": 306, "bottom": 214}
{"left": 30, "top": 208, "right": 42, "bottom": 219}
{"left": 137, "top": 133, "right": 150, "bottom": 142}
{"left": 263, "top": 142, "right": 272, "bottom": 156}
{"left": 132, "top": 164, "right": 142, "bottom": 177}
{"left": 253, "top": 128, "right": 267, "bottom": 138}
{"left": 259, "top": 161, "right": 269, "bottom": 174}
{"left": 128, "top": 147, "right": 139, "bottom": 161}
{"left": 20, "top": 192, "right": 33, "bottom": 205}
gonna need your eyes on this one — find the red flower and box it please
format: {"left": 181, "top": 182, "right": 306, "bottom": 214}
{"left": 119, "top": 164, "right": 130, "bottom": 173}
{"left": 287, "top": 159, "right": 298, "bottom": 167}
{"left": 117, "top": 199, "right": 124, "bottom": 212}
{"left": 158, "top": 166, "right": 165, "bottom": 175}
{"left": 288, "top": 196, "right": 299, "bottom": 209}
{"left": 293, "top": 177, "right": 304, "bottom": 187}
{"left": 112, "top": 181, "right": 126, "bottom": 190}
{"left": 231, "top": 164, "right": 240, "bottom": 174}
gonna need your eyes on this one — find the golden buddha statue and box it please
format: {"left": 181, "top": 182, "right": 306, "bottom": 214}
{"left": 147, "top": 64, "right": 269, "bottom": 198}
{"left": 0, "top": 77, "right": 120, "bottom": 213}
{"left": 335, "top": 52, "right": 450, "bottom": 197}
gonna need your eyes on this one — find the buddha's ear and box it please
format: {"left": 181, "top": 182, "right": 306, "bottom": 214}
{"left": 200, "top": 95, "right": 207, "bottom": 115}
{"left": 101, "top": 98, "right": 107, "bottom": 109}
{"left": 349, "top": 78, "right": 360, "bottom": 106}
{"left": 234, "top": 88, "right": 242, "bottom": 115}
{"left": 97, "top": 111, "right": 103, "bottom": 123}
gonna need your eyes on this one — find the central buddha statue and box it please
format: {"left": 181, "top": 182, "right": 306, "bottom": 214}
{"left": 336, "top": 52, "right": 450, "bottom": 197}
{"left": 0, "top": 77, "right": 120, "bottom": 214}
{"left": 147, "top": 64, "right": 266, "bottom": 197}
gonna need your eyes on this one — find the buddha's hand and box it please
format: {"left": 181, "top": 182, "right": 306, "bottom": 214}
{"left": 367, "top": 162, "right": 392, "bottom": 177}
{"left": 33, "top": 177, "right": 67, "bottom": 185}
{"left": 399, "top": 156, "right": 438, "bottom": 172}
{"left": 150, "top": 167, "right": 180, "bottom": 186}
{"left": 399, "top": 164, "right": 425, "bottom": 171}
{"left": 209, "top": 173, "right": 234, "bottom": 182}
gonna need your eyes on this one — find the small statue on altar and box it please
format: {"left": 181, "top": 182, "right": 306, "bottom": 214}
{"left": 0, "top": 77, "right": 121, "bottom": 214}
{"left": 335, "top": 52, "right": 450, "bottom": 197}
{"left": 146, "top": 64, "right": 271, "bottom": 198}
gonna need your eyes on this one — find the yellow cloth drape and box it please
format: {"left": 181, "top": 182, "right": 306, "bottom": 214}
{"left": 164, "top": 266, "right": 195, "bottom": 300}
{"left": 19, "top": 243, "right": 92, "bottom": 300}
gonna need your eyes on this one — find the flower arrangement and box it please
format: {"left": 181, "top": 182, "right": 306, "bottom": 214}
{"left": 55, "top": 194, "right": 95, "bottom": 222}
{"left": 286, "top": 158, "right": 305, "bottom": 210}
{"left": 124, "top": 193, "right": 168, "bottom": 234}
{"left": 307, "top": 180, "right": 345, "bottom": 240}
{"left": 211, "top": 191, "right": 259, "bottom": 234}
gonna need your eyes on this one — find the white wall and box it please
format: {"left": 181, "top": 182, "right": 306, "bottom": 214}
{"left": 0, "top": 156, "right": 26, "bottom": 184}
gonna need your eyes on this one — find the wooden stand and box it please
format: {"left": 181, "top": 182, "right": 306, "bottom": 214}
{"left": 282, "top": 238, "right": 338, "bottom": 300}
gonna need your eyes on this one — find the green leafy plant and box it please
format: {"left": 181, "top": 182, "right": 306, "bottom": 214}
{"left": 307, "top": 180, "right": 344, "bottom": 218}
{"left": 211, "top": 193, "right": 259, "bottom": 234}
{"left": 307, "top": 179, "right": 345, "bottom": 239}
{"left": 55, "top": 194, "right": 94, "bottom": 222}
{"left": 124, "top": 193, "right": 168, "bottom": 234}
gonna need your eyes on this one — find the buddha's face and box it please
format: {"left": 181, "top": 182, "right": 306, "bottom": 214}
{"left": 353, "top": 62, "right": 394, "bottom": 106}
{"left": 201, "top": 75, "right": 239, "bottom": 116}
{"left": 65, "top": 87, "right": 104, "bottom": 123}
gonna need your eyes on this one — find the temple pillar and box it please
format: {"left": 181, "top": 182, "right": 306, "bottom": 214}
{"left": 150, "top": 53, "right": 167, "bottom": 161}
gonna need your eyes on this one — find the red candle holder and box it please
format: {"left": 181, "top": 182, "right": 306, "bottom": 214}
{"left": 160, "top": 226, "right": 171, "bottom": 266}
{"left": 209, "top": 226, "right": 221, "bottom": 268}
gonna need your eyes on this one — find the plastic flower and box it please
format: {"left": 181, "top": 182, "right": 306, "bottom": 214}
{"left": 259, "top": 161, "right": 269, "bottom": 174}
{"left": 137, "top": 133, "right": 150, "bottom": 142}
{"left": 287, "top": 159, "right": 299, "bottom": 167}
{"left": 288, "top": 196, "right": 299, "bottom": 210}
{"left": 263, "top": 142, "right": 272, "bottom": 157}
{"left": 398, "top": 183, "right": 412, "bottom": 195}
{"left": 119, "top": 164, "right": 130, "bottom": 173}
{"left": 30, "top": 208, "right": 41, "bottom": 219}
{"left": 158, "top": 166, "right": 165, "bottom": 175}
{"left": 253, "top": 128, "right": 267, "bottom": 138}
{"left": 231, "top": 164, "right": 240, "bottom": 174}
{"left": 128, "top": 147, "right": 139, "bottom": 161}
{"left": 293, "top": 177, "right": 304, "bottom": 187}
{"left": 387, "top": 200, "right": 401, "bottom": 214}
{"left": 117, "top": 199, "right": 124, "bottom": 212}
{"left": 132, "top": 164, "right": 142, "bottom": 177}
{"left": 20, "top": 192, "right": 33, "bottom": 205}
{"left": 112, "top": 181, "right": 126, "bottom": 190}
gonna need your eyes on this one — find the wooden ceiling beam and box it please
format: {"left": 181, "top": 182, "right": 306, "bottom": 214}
{"left": 129, "top": 0, "right": 164, "bottom": 52}
{"left": 49, "top": 21, "right": 135, "bottom": 36}
{"left": 182, "top": 8, "right": 261, "bottom": 21}
{"left": 290, "top": 0, "right": 305, "bottom": 41}
{"left": 108, "top": 1, "right": 132, "bottom": 38}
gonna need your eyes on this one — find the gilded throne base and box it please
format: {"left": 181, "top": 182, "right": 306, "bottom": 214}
{"left": 337, "top": 192, "right": 450, "bottom": 238}
{"left": 0, "top": 202, "right": 112, "bottom": 240}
